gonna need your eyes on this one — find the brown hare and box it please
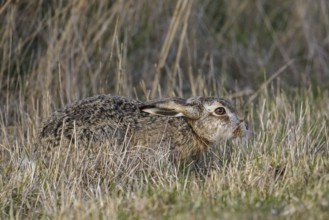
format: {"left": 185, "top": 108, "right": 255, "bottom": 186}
{"left": 39, "top": 95, "right": 250, "bottom": 164}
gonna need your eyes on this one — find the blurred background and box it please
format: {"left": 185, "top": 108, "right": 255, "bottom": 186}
{"left": 0, "top": 0, "right": 328, "bottom": 120}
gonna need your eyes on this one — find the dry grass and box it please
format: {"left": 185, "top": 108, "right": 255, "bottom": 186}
{"left": 0, "top": 0, "right": 329, "bottom": 219}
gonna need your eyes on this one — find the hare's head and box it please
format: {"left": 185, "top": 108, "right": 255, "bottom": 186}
{"left": 141, "top": 97, "right": 251, "bottom": 144}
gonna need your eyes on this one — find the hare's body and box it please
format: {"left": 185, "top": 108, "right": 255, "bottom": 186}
{"left": 40, "top": 95, "right": 250, "bottom": 163}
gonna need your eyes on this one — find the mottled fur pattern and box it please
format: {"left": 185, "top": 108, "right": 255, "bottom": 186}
{"left": 39, "top": 95, "right": 250, "bottom": 164}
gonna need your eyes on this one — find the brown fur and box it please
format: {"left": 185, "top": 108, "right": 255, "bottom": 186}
{"left": 39, "top": 95, "right": 250, "bottom": 164}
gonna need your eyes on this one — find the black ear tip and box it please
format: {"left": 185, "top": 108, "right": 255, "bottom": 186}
{"left": 139, "top": 104, "right": 156, "bottom": 110}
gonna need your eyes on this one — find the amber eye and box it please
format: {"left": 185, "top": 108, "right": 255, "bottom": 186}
{"left": 214, "top": 107, "right": 226, "bottom": 115}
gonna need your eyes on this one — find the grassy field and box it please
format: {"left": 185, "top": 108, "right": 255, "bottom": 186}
{"left": 1, "top": 0, "right": 329, "bottom": 219}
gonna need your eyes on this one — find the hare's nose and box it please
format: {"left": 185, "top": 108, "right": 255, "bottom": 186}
{"left": 239, "top": 119, "right": 249, "bottom": 130}
{"left": 244, "top": 121, "right": 249, "bottom": 130}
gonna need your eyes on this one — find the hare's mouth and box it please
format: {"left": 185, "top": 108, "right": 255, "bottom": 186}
{"left": 232, "top": 121, "right": 249, "bottom": 138}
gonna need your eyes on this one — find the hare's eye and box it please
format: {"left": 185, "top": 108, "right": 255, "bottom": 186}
{"left": 214, "top": 107, "right": 226, "bottom": 115}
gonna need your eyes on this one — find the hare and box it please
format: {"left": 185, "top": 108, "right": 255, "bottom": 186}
{"left": 39, "top": 95, "right": 250, "bottom": 164}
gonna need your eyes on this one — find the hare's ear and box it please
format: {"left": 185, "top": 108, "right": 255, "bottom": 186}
{"left": 141, "top": 97, "right": 201, "bottom": 119}
{"left": 141, "top": 108, "right": 185, "bottom": 117}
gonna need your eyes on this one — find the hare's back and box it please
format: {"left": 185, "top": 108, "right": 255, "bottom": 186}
{"left": 40, "top": 95, "right": 142, "bottom": 146}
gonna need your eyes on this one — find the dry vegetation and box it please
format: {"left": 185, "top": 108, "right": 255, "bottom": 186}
{"left": 0, "top": 0, "right": 329, "bottom": 219}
